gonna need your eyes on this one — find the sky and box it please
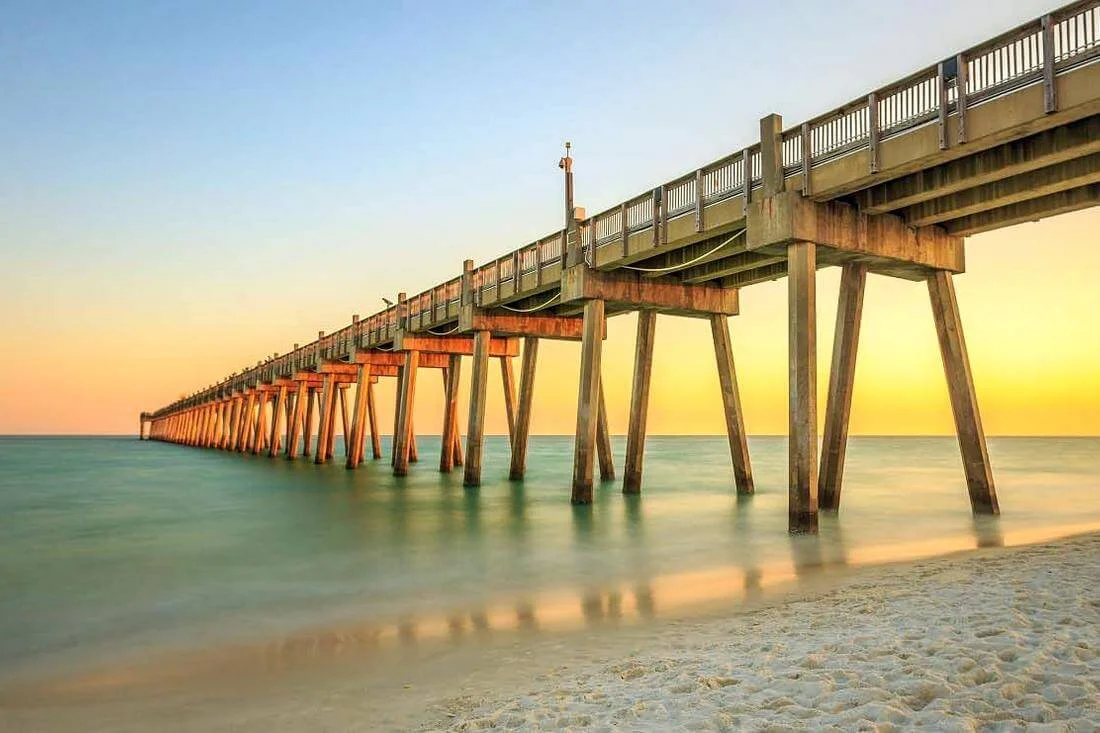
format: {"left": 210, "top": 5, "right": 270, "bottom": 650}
{"left": 2, "top": 0, "right": 1097, "bottom": 436}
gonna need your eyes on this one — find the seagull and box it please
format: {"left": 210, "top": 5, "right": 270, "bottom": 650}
{"left": 382, "top": 297, "right": 394, "bottom": 307}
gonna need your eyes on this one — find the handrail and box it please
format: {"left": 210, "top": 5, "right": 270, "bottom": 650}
{"left": 150, "top": 0, "right": 1100, "bottom": 416}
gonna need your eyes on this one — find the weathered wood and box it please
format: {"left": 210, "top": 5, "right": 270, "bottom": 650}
{"left": 338, "top": 385, "right": 350, "bottom": 457}
{"left": 440, "top": 357, "right": 461, "bottom": 472}
{"left": 314, "top": 375, "right": 335, "bottom": 465}
{"left": 302, "top": 388, "right": 316, "bottom": 458}
{"left": 409, "top": 415, "right": 419, "bottom": 463}
{"left": 819, "top": 264, "right": 867, "bottom": 511}
{"left": 237, "top": 394, "right": 254, "bottom": 452}
{"left": 927, "top": 271, "right": 999, "bottom": 514}
{"left": 458, "top": 308, "right": 586, "bottom": 340}
{"left": 324, "top": 385, "right": 340, "bottom": 459}
{"left": 560, "top": 265, "right": 738, "bottom": 316}
{"left": 366, "top": 381, "right": 381, "bottom": 460}
{"left": 623, "top": 311, "right": 656, "bottom": 494}
{"left": 346, "top": 365, "right": 371, "bottom": 468}
{"left": 788, "top": 242, "right": 818, "bottom": 533}
{"left": 596, "top": 377, "right": 614, "bottom": 481}
{"left": 509, "top": 337, "right": 539, "bottom": 481}
{"left": 710, "top": 314, "right": 754, "bottom": 495}
{"left": 394, "top": 333, "right": 519, "bottom": 357}
{"left": 287, "top": 382, "right": 307, "bottom": 459}
{"left": 464, "top": 331, "right": 491, "bottom": 487}
{"left": 394, "top": 350, "right": 419, "bottom": 476}
{"left": 572, "top": 299, "right": 605, "bottom": 504}
{"left": 391, "top": 363, "right": 405, "bottom": 466}
{"left": 500, "top": 356, "right": 517, "bottom": 443}
{"left": 268, "top": 384, "right": 288, "bottom": 458}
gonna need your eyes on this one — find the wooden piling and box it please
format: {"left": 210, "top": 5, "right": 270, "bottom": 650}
{"left": 788, "top": 242, "right": 818, "bottom": 533}
{"left": 623, "top": 311, "right": 656, "bottom": 494}
{"left": 572, "top": 299, "right": 605, "bottom": 504}
{"left": 394, "top": 350, "right": 419, "bottom": 476}
{"left": 324, "top": 385, "right": 340, "bottom": 459}
{"left": 366, "top": 381, "right": 381, "bottom": 460}
{"left": 440, "top": 357, "right": 461, "bottom": 472}
{"left": 819, "top": 263, "right": 867, "bottom": 511}
{"left": 596, "top": 378, "right": 614, "bottom": 481}
{"left": 314, "top": 375, "right": 335, "bottom": 465}
{"left": 710, "top": 314, "right": 754, "bottom": 496}
{"left": 463, "top": 331, "right": 491, "bottom": 487}
{"left": 287, "top": 382, "right": 307, "bottom": 459}
{"left": 927, "top": 271, "right": 999, "bottom": 514}
{"left": 509, "top": 337, "right": 539, "bottom": 480}
{"left": 500, "top": 356, "right": 517, "bottom": 444}
{"left": 346, "top": 365, "right": 371, "bottom": 469}
{"left": 338, "top": 385, "right": 350, "bottom": 457}
{"left": 269, "top": 385, "right": 287, "bottom": 458}
{"left": 303, "top": 388, "right": 316, "bottom": 458}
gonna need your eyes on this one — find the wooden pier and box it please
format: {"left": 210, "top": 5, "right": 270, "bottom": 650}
{"left": 142, "top": 1, "right": 1100, "bottom": 532}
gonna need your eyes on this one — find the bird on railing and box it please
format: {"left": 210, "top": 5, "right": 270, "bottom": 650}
{"left": 382, "top": 297, "right": 394, "bottom": 307}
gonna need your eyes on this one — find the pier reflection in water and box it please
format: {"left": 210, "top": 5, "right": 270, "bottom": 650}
{"left": 0, "top": 435, "right": 1098, "bottom": 697}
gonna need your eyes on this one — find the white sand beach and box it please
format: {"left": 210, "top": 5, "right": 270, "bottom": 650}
{"left": 2, "top": 533, "right": 1097, "bottom": 732}
{"left": 415, "top": 534, "right": 1099, "bottom": 731}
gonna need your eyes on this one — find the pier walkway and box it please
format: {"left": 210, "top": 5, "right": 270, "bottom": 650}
{"left": 142, "top": 1, "right": 1100, "bottom": 532}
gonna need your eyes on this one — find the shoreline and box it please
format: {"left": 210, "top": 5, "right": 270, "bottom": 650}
{"left": 1, "top": 531, "right": 1096, "bottom": 731}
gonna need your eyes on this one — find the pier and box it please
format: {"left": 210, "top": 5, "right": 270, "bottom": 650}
{"left": 141, "top": 1, "right": 1100, "bottom": 533}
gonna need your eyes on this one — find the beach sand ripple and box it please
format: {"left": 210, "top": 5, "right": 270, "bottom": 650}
{"left": 429, "top": 536, "right": 1100, "bottom": 731}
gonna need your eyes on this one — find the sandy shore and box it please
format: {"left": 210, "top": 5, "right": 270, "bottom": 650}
{"left": 417, "top": 534, "right": 1099, "bottom": 731}
{"left": 2, "top": 534, "right": 1097, "bottom": 731}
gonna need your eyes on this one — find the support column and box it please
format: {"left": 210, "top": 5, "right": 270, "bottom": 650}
{"left": 596, "top": 378, "right": 614, "bottom": 481}
{"left": 338, "top": 385, "right": 350, "bottom": 458}
{"left": 711, "top": 314, "right": 754, "bottom": 496}
{"left": 366, "top": 382, "right": 382, "bottom": 460}
{"left": 287, "top": 382, "right": 307, "bottom": 459}
{"left": 252, "top": 394, "right": 270, "bottom": 455}
{"left": 394, "top": 351, "right": 420, "bottom": 476}
{"left": 237, "top": 393, "right": 256, "bottom": 452}
{"left": 927, "top": 271, "right": 999, "bottom": 514}
{"left": 268, "top": 385, "right": 288, "bottom": 458}
{"left": 303, "top": 388, "right": 317, "bottom": 458}
{"left": 440, "top": 356, "right": 461, "bottom": 472}
{"left": 509, "top": 337, "right": 539, "bottom": 480}
{"left": 500, "top": 356, "right": 517, "bottom": 444}
{"left": 324, "top": 383, "right": 340, "bottom": 460}
{"left": 571, "top": 299, "right": 605, "bottom": 504}
{"left": 314, "top": 375, "right": 335, "bottom": 465}
{"left": 463, "top": 331, "right": 491, "bottom": 487}
{"left": 788, "top": 241, "right": 818, "bottom": 533}
{"left": 346, "top": 365, "right": 372, "bottom": 469}
{"left": 819, "top": 264, "right": 867, "bottom": 511}
{"left": 624, "top": 311, "right": 656, "bottom": 494}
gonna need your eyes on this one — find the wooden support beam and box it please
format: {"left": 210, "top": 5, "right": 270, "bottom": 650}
{"left": 680, "top": 251, "right": 785, "bottom": 285}
{"left": 561, "top": 265, "right": 738, "bottom": 317}
{"left": 818, "top": 264, "right": 867, "bottom": 512}
{"left": 596, "top": 377, "right": 614, "bottom": 481}
{"left": 287, "top": 382, "right": 307, "bottom": 459}
{"left": 338, "top": 385, "right": 350, "bottom": 457}
{"left": 459, "top": 307, "right": 586, "bottom": 340}
{"left": 711, "top": 314, "right": 754, "bottom": 496}
{"left": 623, "top": 311, "right": 656, "bottom": 494}
{"left": 942, "top": 182, "right": 1100, "bottom": 236}
{"left": 463, "top": 331, "right": 491, "bottom": 487}
{"left": 366, "top": 381, "right": 382, "bottom": 460}
{"left": 440, "top": 356, "right": 461, "bottom": 473}
{"left": 571, "top": 299, "right": 605, "bottom": 504}
{"left": 324, "top": 385, "right": 339, "bottom": 459}
{"left": 394, "top": 333, "right": 519, "bottom": 357}
{"left": 927, "top": 271, "right": 999, "bottom": 515}
{"left": 509, "top": 338, "right": 538, "bottom": 481}
{"left": 393, "top": 351, "right": 419, "bottom": 475}
{"left": 409, "top": 415, "right": 419, "bottom": 463}
{"left": 303, "top": 388, "right": 317, "bottom": 458}
{"left": 500, "top": 356, "right": 517, "bottom": 444}
{"left": 788, "top": 242, "right": 818, "bottom": 533}
{"left": 268, "top": 384, "right": 287, "bottom": 458}
{"left": 346, "top": 365, "right": 371, "bottom": 469}
{"left": 314, "top": 375, "right": 335, "bottom": 465}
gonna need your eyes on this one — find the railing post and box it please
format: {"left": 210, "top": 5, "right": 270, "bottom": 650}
{"left": 1041, "top": 14, "right": 1057, "bottom": 113}
{"left": 937, "top": 62, "right": 949, "bottom": 151}
{"left": 694, "top": 169, "right": 704, "bottom": 232}
{"left": 800, "top": 122, "right": 812, "bottom": 195}
{"left": 867, "top": 93, "right": 880, "bottom": 174}
{"left": 760, "top": 114, "right": 784, "bottom": 196}
{"left": 956, "top": 53, "right": 968, "bottom": 144}
{"left": 461, "top": 259, "right": 474, "bottom": 307}
{"left": 651, "top": 187, "right": 661, "bottom": 249}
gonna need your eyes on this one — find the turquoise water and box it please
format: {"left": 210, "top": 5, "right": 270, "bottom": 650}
{"left": 1, "top": 435, "right": 1098, "bottom": 690}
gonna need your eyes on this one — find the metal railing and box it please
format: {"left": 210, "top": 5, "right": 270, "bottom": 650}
{"left": 152, "top": 0, "right": 1100, "bottom": 417}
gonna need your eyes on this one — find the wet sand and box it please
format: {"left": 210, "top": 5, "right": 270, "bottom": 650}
{"left": 2, "top": 532, "right": 1096, "bottom": 731}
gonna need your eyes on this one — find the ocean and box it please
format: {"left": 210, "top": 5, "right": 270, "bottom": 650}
{"left": 1, "top": 435, "right": 1098, "bottom": 695}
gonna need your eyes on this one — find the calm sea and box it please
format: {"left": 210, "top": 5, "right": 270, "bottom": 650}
{"left": 1, "top": 435, "right": 1098, "bottom": 692}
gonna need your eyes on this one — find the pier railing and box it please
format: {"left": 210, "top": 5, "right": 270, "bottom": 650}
{"left": 155, "top": 0, "right": 1100, "bottom": 414}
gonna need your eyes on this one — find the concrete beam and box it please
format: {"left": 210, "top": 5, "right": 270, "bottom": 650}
{"left": 854, "top": 115, "right": 1100, "bottom": 214}
{"left": 746, "top": 191, "right": 964, "bottom": 273}
{"left": 458, "top": 306, "right": 586, "bottom": 340}
{"left": 561, "top": 265, "right": 739, "bottom": 317}
{"left": 393, "top": 332, "right": 520, "bottom": 357}
{"left": 902, "top": 152, "right": 1100, "bottom": 227}
{"left": 942, "top": 182, "right": 1100, "bottom": 236}
{"left": 680, "top": 251, "right": 786, "bottom": 285}
{"left": 348, "top": 350, "right": 450, "bottom": 369}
